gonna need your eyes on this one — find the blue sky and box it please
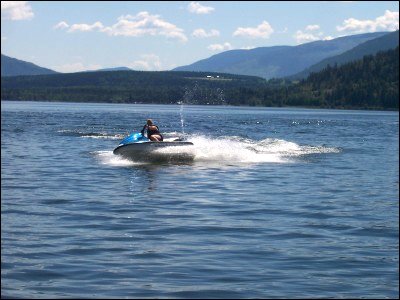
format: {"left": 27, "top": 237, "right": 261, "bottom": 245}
{"left": 1, "top": 1, "right": 399, "bottom": 73}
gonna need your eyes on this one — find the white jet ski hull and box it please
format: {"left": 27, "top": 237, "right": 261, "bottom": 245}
{"left": 113, "top": 141, "right": 195, "bottom": 163}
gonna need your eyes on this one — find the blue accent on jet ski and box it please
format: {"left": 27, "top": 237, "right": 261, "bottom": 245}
{"left": 119, "top": 132, "right": 149, "bottom": 145}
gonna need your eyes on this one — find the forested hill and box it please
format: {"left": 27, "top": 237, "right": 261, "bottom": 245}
{"left": 1, "top": 47, "right": 399, "bottom": 110}
{"left": 279, "top": 46, "right": 399, "bottom": 110}
{"left": 1, "top": 54, "right": 57, "bottom": 77}
{"left": 1, "top": 71, "right": 267, "bottom": 105}
{"left": 291, "top": 30, "right": 399, "bottom": 79}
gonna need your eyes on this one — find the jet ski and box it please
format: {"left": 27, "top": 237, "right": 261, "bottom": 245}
{"left": 113, "top": 132, "right": 195, "bottom": 163}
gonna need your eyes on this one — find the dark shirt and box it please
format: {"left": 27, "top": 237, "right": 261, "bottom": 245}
{"left": 141, "top": 124, "right": 163, "bottom": 140}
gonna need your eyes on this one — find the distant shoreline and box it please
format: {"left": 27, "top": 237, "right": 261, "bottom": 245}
{"left": 2, "top": 47, "right": 399, "bottom": 111}
{"left": 2, "top": 99, "right": 398, "bottom": 112}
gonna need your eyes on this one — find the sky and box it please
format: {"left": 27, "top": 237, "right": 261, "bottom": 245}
{"left": 1, "top": 1, "right": 399, "bottom": 73}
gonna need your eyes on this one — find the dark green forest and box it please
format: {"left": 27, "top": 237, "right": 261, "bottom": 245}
{"left": 1, "top": 71, "right": 267, "bottom": 105}
{"left": 287, "top": 46, "right": 399, "bottom": 109}
{"left": 1, "top": 47, "right": 398, "bottom": 110}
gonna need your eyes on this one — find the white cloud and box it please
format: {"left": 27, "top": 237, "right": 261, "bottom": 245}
{"left": 294, "top": 30, "right": 322, "bottom": 43}
{"left": 54, "top": 11, "right": 187, "bottom": 42}
{"left": 337, "top": 10, "right": 399, "bottom": 33}
{"left": 68, "top": 22, "right": 104, "bottom": 32}
{"left": 1, "top": 1, "right": 33, "bottom": 20}
{"left": 53, "top": 21, "right": 69, "bottom": 30}
{"left": 53, "top": 11, "right": 188, "bottom": 42}
{"left": 54, "top": 21, "right": 104, "bottom": 33}
{"left": 191, "top": 28, "right": 220, "bottom": 38}
{"left": 293, "top": 24, "right": 332, "bottom": 44}
{"left": 129, "top": 54, "right": 162, "bottom": 71}
{"left": 305, "top": 24, "right": 320, "bottom": 31}
{"left": 188, "top": 2, "right": 215, "bottom": 14}
{"left": 240, "top": 45, "right": 256, "bottom": 50}
{"left": 207, "top": 42, "right": 233, "bottom": 51}
{"left": 233, "top": 21, "right": 274, "bottom": 39}
{"left": 52, "top": 62, "right": 103, "bottom": 73}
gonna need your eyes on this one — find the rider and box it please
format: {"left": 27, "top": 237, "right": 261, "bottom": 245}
{"left": 141, "top": 119, "right": 163, "bottom": 141}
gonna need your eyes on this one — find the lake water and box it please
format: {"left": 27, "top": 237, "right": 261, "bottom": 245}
{"left": 1, "top": 101, "right": 399, "bottom": 298}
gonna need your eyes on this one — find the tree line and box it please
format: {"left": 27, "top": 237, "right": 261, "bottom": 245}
{"left": 1, "top": 47, "right": 398, "bottom": 110}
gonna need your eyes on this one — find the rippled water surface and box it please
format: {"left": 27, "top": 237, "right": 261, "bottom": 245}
{"left": 1, "top": 101, "right": 399, "bottom": 298}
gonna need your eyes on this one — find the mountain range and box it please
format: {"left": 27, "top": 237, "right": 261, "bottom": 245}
{"left": 1, "top": 54, "right": 58, "bottom": 77}
{"left": 291, "top": 30, "right": 399, "bottom": 79}
{"left": 1, "top": 31, "right": 398, "bottom": 80}
{"left": 174, "top": 31, "right": 398, "bottom": 79}
{"left": 0, "top": 56, "right": 134, "bottom": 77}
